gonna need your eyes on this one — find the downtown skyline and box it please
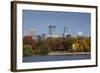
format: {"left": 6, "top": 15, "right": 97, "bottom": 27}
{"left": 22, "top": 10, "right": 91, "bottom": 36}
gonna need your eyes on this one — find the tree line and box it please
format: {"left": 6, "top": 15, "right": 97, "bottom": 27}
{"left": 23, "top": 36, "right": 91, "bottom": 57}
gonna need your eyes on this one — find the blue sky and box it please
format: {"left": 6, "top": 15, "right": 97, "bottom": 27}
{"left": 22, "top": 10, "right": 91, "bottom": 36}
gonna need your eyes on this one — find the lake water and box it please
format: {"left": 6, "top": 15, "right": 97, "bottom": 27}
{"left": 23, "top": 54, "right": 91, "bottom": 62}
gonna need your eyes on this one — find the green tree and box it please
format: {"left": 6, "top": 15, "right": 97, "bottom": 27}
{"left": 23, "top": 44, "right": 33, "bottom": 57}
{"left": 36, "top": 40, "right": 49, "bottom": 55}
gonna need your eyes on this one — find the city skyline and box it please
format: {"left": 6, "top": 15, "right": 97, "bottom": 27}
{"left": 22, "top": 10, "right": 91, "bottom": 36}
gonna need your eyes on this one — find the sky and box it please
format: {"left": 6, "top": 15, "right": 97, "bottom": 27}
{"left": 22, "top": 10, "right": 91, "bottom": 36}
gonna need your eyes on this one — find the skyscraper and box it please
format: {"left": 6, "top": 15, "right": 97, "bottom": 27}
{"left": 63, "top": 26, "right": 68, "bottom": 37}
{"left": 49, "top": 25, "right": 56, "bottom": 35}
{"left": 29, "top": 28, "right": 35, "bottom": 39}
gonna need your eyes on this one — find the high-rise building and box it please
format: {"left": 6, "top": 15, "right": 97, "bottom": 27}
{"left": 63, "top": 26, "right": 68, "bottom": 37}
{"left": 42, "top": 33, "right": 46, "bottom": 40}
{"left": 29, "top": 28, "right": 36, "bottom": 39}
{"left": 49, "top": 25, "right": 56, "bottom": 35}
{"left": 77, "top": 32, "right": 84, "bottom": 37}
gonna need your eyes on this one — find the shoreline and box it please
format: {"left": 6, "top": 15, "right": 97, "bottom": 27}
{"left": 48, "top": 52, "right": 91, "bottom": 55}
{"left": 23, "top": 52, "right": 91, "bottom": 57}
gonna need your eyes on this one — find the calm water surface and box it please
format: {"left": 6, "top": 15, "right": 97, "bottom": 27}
{"left": 23, "top": 54, "right": 91, "bottom": 62}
